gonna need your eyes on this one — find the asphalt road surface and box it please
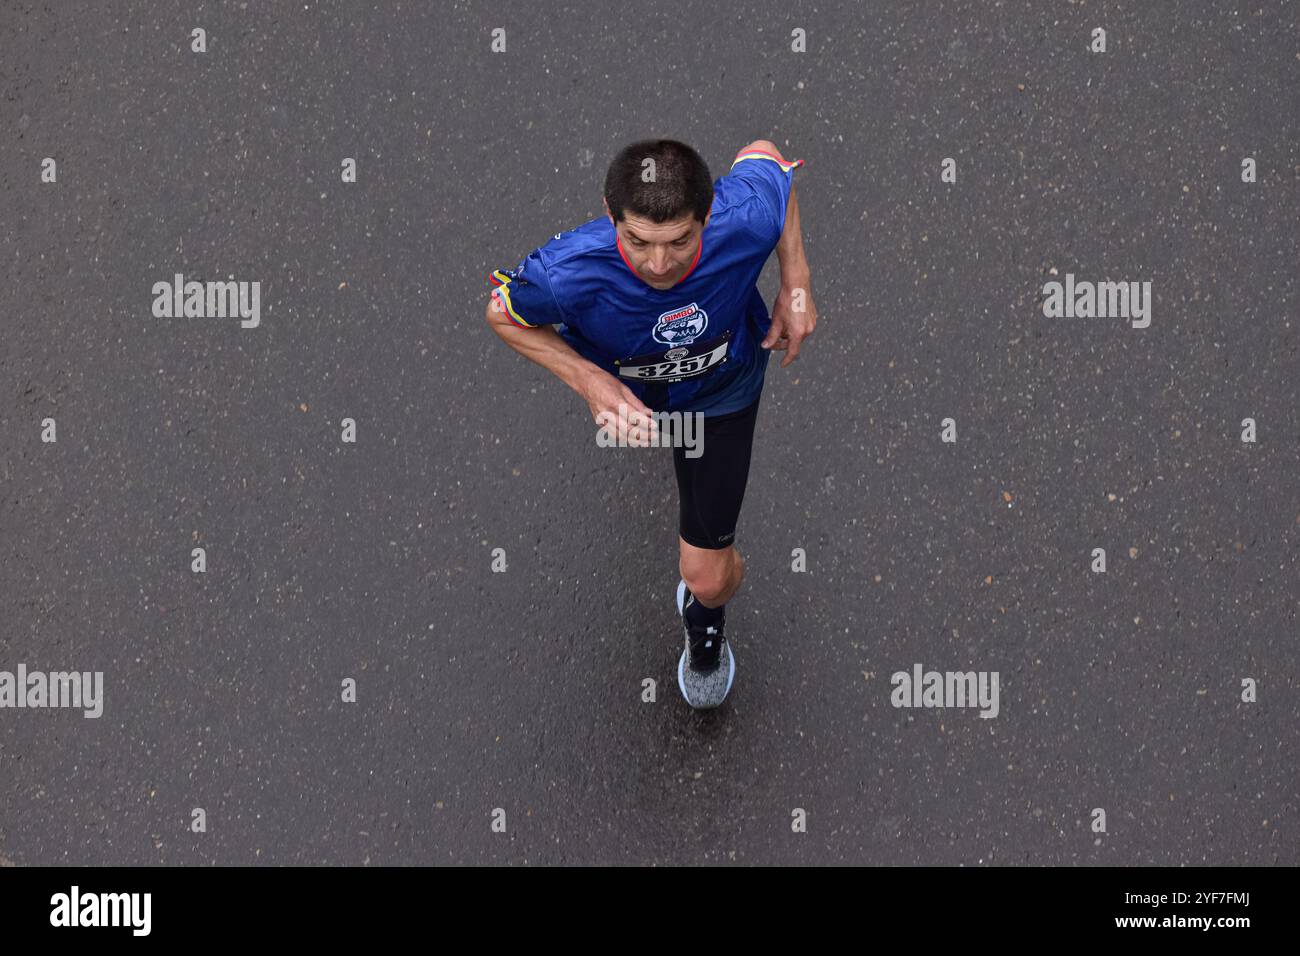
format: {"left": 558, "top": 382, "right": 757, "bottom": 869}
{"left": 1, "top": 1, "right": 1297, "bottom": 865}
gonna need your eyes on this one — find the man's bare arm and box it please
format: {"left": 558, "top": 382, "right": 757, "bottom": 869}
{"left": 484, "top": 295, "right": 660, "bottom": 440}
{"left": 776, "top": 182, "right": 810, "bottom": 287}
{"left": 740, "top": 139, "right": 817, "bottom": 365}
{"left": 737, "top": 140, "right": 809, "bottom": 285}
{"left": 485, "top": 295, "right": 603, "bottom": 400}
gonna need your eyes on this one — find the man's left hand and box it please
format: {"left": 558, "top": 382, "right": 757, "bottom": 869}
{"left": 761, "top": 277, "right": 818, "bottom": 368}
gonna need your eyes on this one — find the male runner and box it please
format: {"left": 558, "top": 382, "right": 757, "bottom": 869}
{"left": 486, "top": 138, "right": 816, "bottom": 709}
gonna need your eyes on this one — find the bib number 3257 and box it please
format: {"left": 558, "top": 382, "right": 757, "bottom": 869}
{"left": 615, "top": 331, "right": 731, "bottom": 384}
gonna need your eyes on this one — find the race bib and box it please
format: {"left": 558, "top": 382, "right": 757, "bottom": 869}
{"left": 614, "top": 331, "right": 731, "bottom": 384}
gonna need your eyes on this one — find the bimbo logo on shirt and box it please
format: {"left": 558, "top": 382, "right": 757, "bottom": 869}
{"left": 652, "top": 303, "right": 709, "bottom": 346}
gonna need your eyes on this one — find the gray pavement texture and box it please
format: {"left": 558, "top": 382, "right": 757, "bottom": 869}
{"left": 1, "top": 0, "right": 1297, "bottom": 865}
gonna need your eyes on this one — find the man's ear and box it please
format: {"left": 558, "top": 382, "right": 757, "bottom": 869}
{"left": 602, "top": 197, "right": 614, "bottom": 225}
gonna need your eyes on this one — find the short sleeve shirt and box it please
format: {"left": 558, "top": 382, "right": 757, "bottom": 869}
{"left": 489, "top": 149, "right": 804, "bottom": 415}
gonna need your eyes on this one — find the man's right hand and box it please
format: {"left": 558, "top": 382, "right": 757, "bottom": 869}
{"left": 581, "top": 370, "right": 660, "bottom": 447}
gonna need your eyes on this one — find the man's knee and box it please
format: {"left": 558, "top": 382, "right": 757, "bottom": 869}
{"left": 680, "top": 545, "right": 741, "bottom": 604}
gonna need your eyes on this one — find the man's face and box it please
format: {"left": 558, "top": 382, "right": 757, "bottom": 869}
{"left": 604, "top": 198, "right": 711, "bottom": 290}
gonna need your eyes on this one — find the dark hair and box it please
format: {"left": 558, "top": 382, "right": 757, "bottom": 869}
{"left": 603, "top": 139, "right": 713, "bottom": 225}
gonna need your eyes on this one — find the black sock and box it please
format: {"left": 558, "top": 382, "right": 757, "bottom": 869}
{"left": 684, "top": 588, "right": 724, "bottom": 627}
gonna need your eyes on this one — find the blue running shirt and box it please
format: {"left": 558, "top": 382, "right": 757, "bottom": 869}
{"left": 489, "top": 149, "right": 805, "bottom": 416}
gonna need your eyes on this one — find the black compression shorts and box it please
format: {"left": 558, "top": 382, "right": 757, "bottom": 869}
{"left": 671, "top": 396, "right": 762, "bottom": 550}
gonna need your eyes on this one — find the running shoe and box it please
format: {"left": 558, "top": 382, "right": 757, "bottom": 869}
{"left": 675, "top": 578, "right": 735, "bottom": 709}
